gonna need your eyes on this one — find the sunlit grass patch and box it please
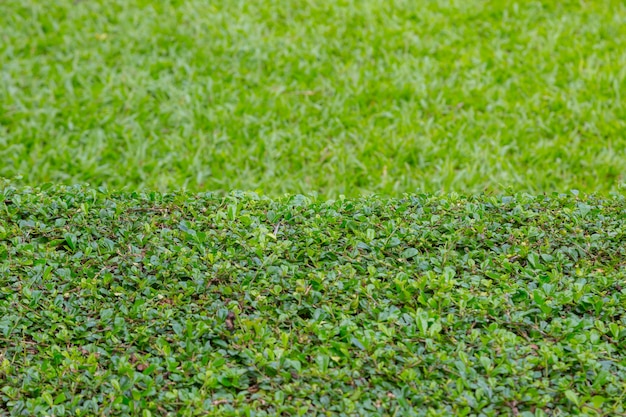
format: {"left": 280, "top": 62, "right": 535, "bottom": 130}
{"left": 1, "top": 0, "right": 626, "bottom": 196}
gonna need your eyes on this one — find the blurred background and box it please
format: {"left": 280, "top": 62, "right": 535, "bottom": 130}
{"left": 1, "top": 0, "right": 625, "bottom": 197}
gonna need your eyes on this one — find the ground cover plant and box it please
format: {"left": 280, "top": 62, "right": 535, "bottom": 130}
{"left": 2, "top": 182, "right": 626, "bottom": 415}
{"left": 2, "top": 0, "right": 626, "bottom": 197}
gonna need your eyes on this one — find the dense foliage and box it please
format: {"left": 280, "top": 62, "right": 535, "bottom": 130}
{"left": 1, "top": 182, "right": 626, "bottom": 415}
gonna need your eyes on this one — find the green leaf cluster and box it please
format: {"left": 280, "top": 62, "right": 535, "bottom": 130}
{"left": 1, "top": 182, "right": 626, "bottom": 415}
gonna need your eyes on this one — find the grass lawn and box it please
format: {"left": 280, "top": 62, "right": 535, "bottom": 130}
{"left": 2, "top": 183, "right": 626, "bottom": 415}
{"left": 2, "top": 0, "right": 626, "bottom": 197}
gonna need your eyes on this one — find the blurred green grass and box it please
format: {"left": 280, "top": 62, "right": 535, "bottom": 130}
{"left": 1, "top": 0, "right": 626, "bottom": 197}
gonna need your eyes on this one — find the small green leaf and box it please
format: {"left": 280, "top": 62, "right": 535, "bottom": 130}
{"left": 350, "top": 337, "right": 365, "bottom": 350}
{"left": 227, "top": 204, "right": 237, "bottom": 221}
{"left": 590, "top": 395, "right": 606, "bottom": 408}
{"left": 564, "top": 390, "right": 579, "bottom": 406}
{"left": 64, "top": 233, "right": 77, "bottom": 251}
{"left": 527, "top": 252, "right": 540, "bottom": 269}
{"left": 54, "top": 392, "right": 67, "bottom": 405}
{"left": 401, "top": 248, "right": 419, "bottom": 259}
{"left": 42, "top": 392, "right": 54, "bottom": 407}
{"left": 316, "top": 355, "right": 330, "bottom": 373}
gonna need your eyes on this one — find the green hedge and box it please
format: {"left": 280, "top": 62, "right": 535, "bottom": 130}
{"left": 1, "top": 182, "right": 626, "bottom": 416}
